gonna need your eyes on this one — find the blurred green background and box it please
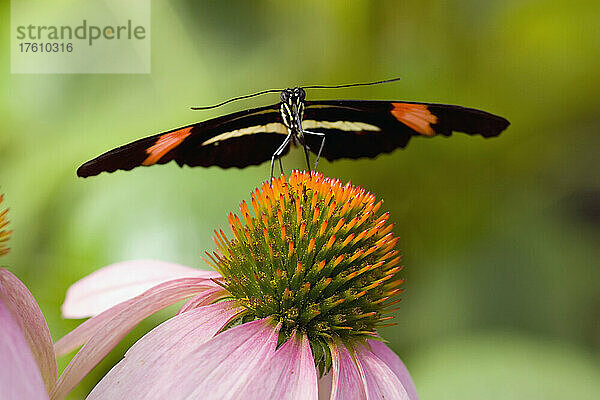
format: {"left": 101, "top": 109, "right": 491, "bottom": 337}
{"left": 2, "top": 0, "right": 599, "bottom": 398}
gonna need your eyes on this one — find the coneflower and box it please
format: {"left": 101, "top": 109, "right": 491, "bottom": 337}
{"left": 55, "top": 172, "right": 417, "bottom": 399}
{"left": 0, "top": 194, "right": 58, "bottom": 399}
{"left": 0, "top": 194, "right": 11, "bottom": 257}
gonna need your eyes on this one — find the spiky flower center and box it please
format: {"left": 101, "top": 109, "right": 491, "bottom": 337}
{"left": 207, "top": 171, "right": 403, "bottom": 374}
{"left": 0, "top": 194, "right": 10, "bottom": 257}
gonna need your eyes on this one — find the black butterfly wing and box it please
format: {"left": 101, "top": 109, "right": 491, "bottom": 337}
{"left": 77, "top": 104, "right": 288, "bottom": 177}
{"left": 301, "top": 100, "right": 509, "bottom": 161}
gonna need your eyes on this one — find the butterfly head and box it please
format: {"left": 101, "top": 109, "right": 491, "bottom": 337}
{"left": 280, "top": 87, "right": 305, "bottom": 130}
{"left": 280, "top": 87, "right": 305, "bottom": 103}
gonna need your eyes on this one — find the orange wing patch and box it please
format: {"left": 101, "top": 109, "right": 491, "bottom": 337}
{"left": 142, "top": 127, "right": 193, "bottom": 166}
{"left": 391, "top": 103, "right": 438, "bottom": 136}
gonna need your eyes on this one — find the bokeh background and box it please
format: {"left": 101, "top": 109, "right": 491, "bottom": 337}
{"left": 2, "top": 0, "right": 599, "bottom": 398}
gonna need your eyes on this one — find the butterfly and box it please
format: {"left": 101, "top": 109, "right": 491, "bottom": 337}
{"left": 77, "top": 78, "right": 509, "bottom": 178}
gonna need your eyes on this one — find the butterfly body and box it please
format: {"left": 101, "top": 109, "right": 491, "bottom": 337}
{"left": 77, "top": 86, "right": 509, "bottom": 178}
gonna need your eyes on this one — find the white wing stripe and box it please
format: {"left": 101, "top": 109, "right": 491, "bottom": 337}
{"left": 202, "top": 122, "right": 288, "bottom": 146}
{"left": 201, "top": 120, "right": 381, "bottom": 147}
{"left": 301, "top": 120, "right": 381, "bottom": 132}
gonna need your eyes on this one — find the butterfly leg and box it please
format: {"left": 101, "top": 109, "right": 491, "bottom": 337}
{"left": 270, "top": 131, "right": 293, "bottom": 180}
{"left": 301, "top": 141, "right": 312, "bottom": 175}
{"left": 302, "top": 130, "right": 326, "bottom": 172}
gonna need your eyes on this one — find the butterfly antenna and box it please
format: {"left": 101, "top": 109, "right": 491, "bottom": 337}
{"left": 191, "top": 88, "right": 283, "bottom": 110}
{"left": 191, "top": 78, "right": 400, "bottom": 110}
{"left": 302, "top": 77, "right": 401, "bottom": 90}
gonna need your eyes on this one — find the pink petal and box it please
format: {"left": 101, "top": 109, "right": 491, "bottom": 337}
{"left": 51, "top": 277, "right": 218, "bottom": 400}
{"left": 62, "top": 260, "right": 221, "bottom": 318}
{"left": 247, "top": 331, "right": 318, "bottom": 399}
{"left": 354, "top": 343, "right": 410, "bottom": 400}
{"left": 177, "top": 287, "right": 228, "bottom": 314}
{"left": 318, "top": 372, "right": 333, "bottom": 400}
{"left": 55, "top": 278, "right": 221, "bottom": 357}
{"left": 0, "top": 298, "right": 48, "bottom": 399}
{"left": 87, "top": 301, "right": 244, "bottom": 399}
{"left": 368, "top": 340, "right": 418, "bottom": 400}
{"left": 330, "top": 341, "right": 368, "bottom": 400}
{"left": 0, "top": 268, "right": 56, "bottom": 393}
{"left": 91, "top": 318, "right": 280, "bottom": 400}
